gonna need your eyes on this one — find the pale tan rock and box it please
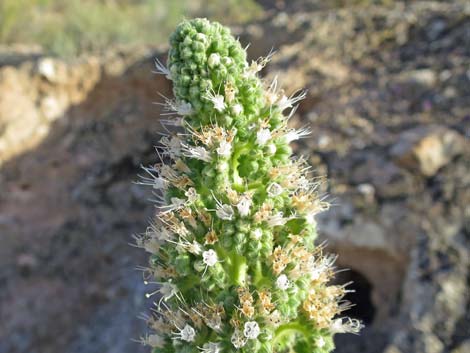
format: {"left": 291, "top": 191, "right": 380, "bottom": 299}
{"left": 391, "top": 125, "right": 466, "bottom": 176}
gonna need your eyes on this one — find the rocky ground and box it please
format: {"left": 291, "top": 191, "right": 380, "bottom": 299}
{"left": 0, "top": 1, "right": 469, "bottom": 353}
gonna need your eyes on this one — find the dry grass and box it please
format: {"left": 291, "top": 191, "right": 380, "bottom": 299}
{"left": 0, "top": 0, "right": 262, "bottom": 57}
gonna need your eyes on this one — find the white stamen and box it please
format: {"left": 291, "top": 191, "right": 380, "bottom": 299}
{"left": 330, "top": 318, "right": 363, "bottom": 334}
{"left": 182, "top": 144, "right": 212, "bottom": 162}
{"left": 154, "top": 58, "right": 172, "bottom": 80}
{"left": 277, "top": 90, "right": 307, "bottom": 111}
{"left": 284, "top": 127, "right": 311, "bottom": 143}
{"left": 309, "top": 254, "right": 337, "bottom": 280}
{"left": 158, "top": 95, "right": 193, "bottom": 116}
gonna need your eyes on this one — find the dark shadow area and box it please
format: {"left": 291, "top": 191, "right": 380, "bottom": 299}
{"left": 338, "top": 269, "right": 375, "bottom": 325}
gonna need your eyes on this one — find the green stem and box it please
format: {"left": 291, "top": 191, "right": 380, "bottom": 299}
{"left": 229, "top": 251, "right": 247, "bottom": 286}
{"left": 231, "top": 143, "right": 250, "bottom": 190}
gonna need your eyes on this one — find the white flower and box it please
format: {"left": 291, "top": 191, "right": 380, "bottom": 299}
{"left": 315, "top": 337, "right": 326, "bottom": 348}
{"left": 330, "top": 318, "right": 363, "bottom": 334}
{"left": 251, "top": 228, "right": 263, "bottom": 240}
{"left": 267, "top": 212, "right": 288, "bottom": 227}
{"left": 160, "top": 197, "right": 185, "bottom": 212}
{"left": 208, "top": 53, "right": 221, "bottom": 67}
{"left": 266, "top": 310, "right": 282, "bottom": 327}
{"left": 205, "top": 91, "right": 226, "bottom": 112}
{"left": 276, "top": 274, "right": 290, "bottom": 290}
{"left": 243, "top": 321, "right": 261, "bottom": 339}
{"left": 217, "top": 161, "right": 229, "bottom": 173}
{"left": 265, "top": 76, "right": 280, "bottom": 106}
{"left": 266, "top": 143, "right": 277, "bottom": 155}
{"left": 138, "top": 166, "right": 168, "bottom": 189}
{"left": 202, "top": 249, "right": 218, "bottom": 267}
{"left": 212, "top": 95, "right": 225, "bottom": 112}
{"left": 256, "top": 128, "right": 272, "bottom": 145}
{"left": 236, "top": 195, "right": 252, "bottom": 217}
{"left": 200, "top": 342, "right": 222, "bottom": 353}
{"left": 171, "top": 197, "right": 186, "bottom": 208}
{"left": 160, "top": 164, "right": 178, "bottom": 180}
{"left": 267, "top": 183, "right": 283, "bottom": 197}
{"left": 156, "top": 227, "right": 173, "bottom": 242}
{"left": 277, "top": 96, "right": 290, "bottom": 111}
{"left": 309, "top": 254, "right": 337, "bottom": 280}
{"left": 159, "top": 96, "right": 193, "bottom": 116}
{"left": 174, "top": 324, "right": 196, "bottom": 342}
{"left": 216, "top": 140, "right": 232, "bottom": 157}
{"left": 168, "top": 136, "right": 183, "bottom": 156}
{"left": 232, "top": 103, "right": 243, "bottom": 115}
{"left": 231, "top": 329, "right": 247, "bottom": 348}
{"left": 305, "top": 212, "right": 316, "bottom": 225}
{"left": 243, "top": 51, "right": 275, "bottom": 77}
{"left": 216, "top": 204, "right": 234, "bottom": 220}
{"left": 160, "top": 282, "right": 178, "bottom": 300}
{"left": 153, "top": 177, "right": 168, "bottom": 189}
{"left": 296, "top": 176, "right": 310, "bottom": 190}
{"left": 182, "top": 144, "right": 212, "bottom": 162}
{"left": 206, "top": 315, "right": 223, "bottom": 332}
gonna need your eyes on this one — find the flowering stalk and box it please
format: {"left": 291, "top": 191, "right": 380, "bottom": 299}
{"left": 136, "top": 18, "right": 362, "bottom": 353}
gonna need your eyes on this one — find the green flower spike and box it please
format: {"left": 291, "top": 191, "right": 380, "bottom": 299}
{"left": 135, "top": 18, "right": 363, "bottom": 353}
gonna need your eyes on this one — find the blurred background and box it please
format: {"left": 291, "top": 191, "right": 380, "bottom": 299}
{"left": 0, "top": 1, "right": 468, "bottom": 353}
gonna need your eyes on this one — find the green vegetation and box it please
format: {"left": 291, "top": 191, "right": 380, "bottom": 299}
{"left": 0, "top": 0, "right": 262, "bottom": 57}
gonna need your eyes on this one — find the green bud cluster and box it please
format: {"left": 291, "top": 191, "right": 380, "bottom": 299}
{"left": 135, "top": 18, "right": 362, "bottom": 353}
